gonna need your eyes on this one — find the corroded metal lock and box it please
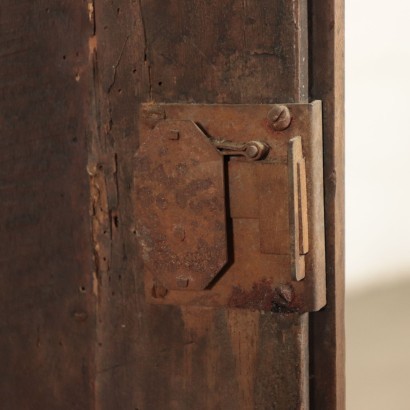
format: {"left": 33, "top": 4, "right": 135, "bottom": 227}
{"left": 135, "top": 102, "right": 325, "bottom": 312}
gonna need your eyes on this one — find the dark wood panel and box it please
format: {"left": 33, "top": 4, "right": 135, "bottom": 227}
{"left": 0, "top": 1, "right": 95, "bottom": 409}
{"left": 92, "top": 0, "right": 311, "bottom": 409}
{"left": 142, "top": 0, "right": 308, "bottom": 104}
{"left": 309, "top": 1, "right": 345, "bottom": 409}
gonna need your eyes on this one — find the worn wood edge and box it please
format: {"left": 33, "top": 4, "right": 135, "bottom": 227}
{"left": 89, "top": 0, "right": 149, "bottom": 408}
{"left": 309, "top": 0, "right": 345, "bottom": 409}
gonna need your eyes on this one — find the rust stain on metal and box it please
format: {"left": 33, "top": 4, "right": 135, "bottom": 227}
{"left": 137, "top": 102, "right": 326, "bottom": 312}
{"left": 228, "top": 281, "right": 300, "bottom": 313}
{"left": 135, "top": 119, "right": 227, "bottom": 291}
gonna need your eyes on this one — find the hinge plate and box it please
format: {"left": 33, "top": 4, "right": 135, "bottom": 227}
{"left": 135, "top": 101, "right": 325, "bottom": 312}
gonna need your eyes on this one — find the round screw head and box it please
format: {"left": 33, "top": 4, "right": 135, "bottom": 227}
{"left": 276, "top": 284, "right": 294, "bottom": 304}
{"left": 267, "top": 105, "right": 292, "bottom": 131}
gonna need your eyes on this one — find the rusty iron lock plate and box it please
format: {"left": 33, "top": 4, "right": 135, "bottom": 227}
{"left": 135, "top": 101, "right": 326, "bottom": 313}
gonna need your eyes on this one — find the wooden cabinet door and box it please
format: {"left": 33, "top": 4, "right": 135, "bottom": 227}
{"left": 0, "top": 1, "right": 344, "bottom": 409}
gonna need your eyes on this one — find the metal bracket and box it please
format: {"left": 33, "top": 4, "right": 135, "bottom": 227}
{"left": 135, "top": 102, "right": 326, "bottom": 312}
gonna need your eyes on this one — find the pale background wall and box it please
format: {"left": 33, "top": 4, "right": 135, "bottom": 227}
{"left": 346, "top": 1, "right": 410, "bottom": 408}
{"left": 346, "top": 0, "right": 410, "bottom": 290}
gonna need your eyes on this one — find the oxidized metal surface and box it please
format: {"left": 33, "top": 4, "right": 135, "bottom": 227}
{"left": 135, "top": 119, "right": 227, "bottom": 291}
{"left": 137, "top": 102, "right": 326, "bottom": 312}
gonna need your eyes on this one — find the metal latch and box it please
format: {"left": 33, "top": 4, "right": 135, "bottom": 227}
{"left": 212, "top": 139, "right": 270, "bottom": 160}
{"left": 135, "top": 102, "right": 325, "bottom": 313}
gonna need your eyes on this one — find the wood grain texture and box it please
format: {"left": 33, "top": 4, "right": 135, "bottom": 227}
{"left": 0, "top": 0, "right": 344, "bottom": 408}
{"left": 309, "top": 1, "right": 345, "bottom": 409}
{"left": 92, "top": 0, "right": 311, "bottom": 409}
{"left": 142, "top": 0, "right": 308, "bottom": 104}
{"left": 0, "top": 1, "right": 95, "bottom": 408}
